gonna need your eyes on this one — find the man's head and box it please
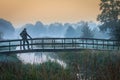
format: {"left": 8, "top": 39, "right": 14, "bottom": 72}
{"left": 24, "top": 28, "right": 26, "bottom": 31}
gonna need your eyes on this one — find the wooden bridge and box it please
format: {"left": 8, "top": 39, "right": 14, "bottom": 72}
{"left": 0, "top": 38, "right": 120, "bottom": 54}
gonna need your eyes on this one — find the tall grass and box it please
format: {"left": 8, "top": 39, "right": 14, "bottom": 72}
{"left": 57, "top": 50, "right": 120, "bottom": 80}
{"left": 0, "top": 50, "right": 120, "bottom": 80}
{"left": 0, "top": 60, "right": 72, "bottom": 80}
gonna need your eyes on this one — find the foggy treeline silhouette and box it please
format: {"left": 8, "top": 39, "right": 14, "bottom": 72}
{"left": 0, "top": 19, "right": 15, "bottom": 39}
{"left": 0, "top": 19, "right": 110, "bottom": 40}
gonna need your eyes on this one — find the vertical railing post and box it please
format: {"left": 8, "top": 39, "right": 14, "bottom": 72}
{"left": 42, "top": 38, "right": 44, "bottom": 49}
{"left": 112, "top": 40, "right": 114, "bottom": 50}
{"left": 96, "top": 40, "right": 98, "bottom": 49}
{"left": 51, "top": 39, "right": 53, "bottom": 49}
{"left": 82, "top": 39, "right": 84, "bottom": 48}
{"left": 75, "top": 38, "right": 77, "bottom": 49}
{"left": 64, "top": 38, "right": 65, "bottom": 49}
{"left": 53, "top": 39, "right": 55, "bottom": 49}
{"left": 102, "top": 40, "right": 104, "bottom": 50}
{"left": 118, "top": 41, "right": 119, "bottom": 50}
{"left": 93, "top": 39, "right": 94, "bottom": 49}
{"left": 72, "top": 38, "right": 74, "bottom": 48}
{"left": 107, "top": 40, "right": 109, "bottom": 50}
{"left": 86, "top": 39, "right": 87, "bottom": 48}
{"left": 20, "top": 40, "right": 22, "bottom": 50}
{"left": 9, "top": 41, "right": 11, "bottom": 51}
{"left": 117, "top": 41, "right": 120, "bottom": 50}
{"left": 62, "top": 39, "right": 63, "bottom": 48}
{"left": 31, "top": 39, "right": 33, "bottom": 49}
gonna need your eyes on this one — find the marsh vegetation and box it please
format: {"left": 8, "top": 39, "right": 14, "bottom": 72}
{"left": 0, "top": 50, "right": 120, "bottom": 80}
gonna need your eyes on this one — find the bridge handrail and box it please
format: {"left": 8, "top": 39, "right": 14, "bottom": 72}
{"left": 0, "top": 38, "right": 120, "bottom": 53}
{"left": 0, "top": 38, "right": 119, "bottom": 42}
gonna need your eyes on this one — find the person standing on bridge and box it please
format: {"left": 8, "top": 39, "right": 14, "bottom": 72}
{"left": 20, "top": 28, "right": 32, "bottom": 50}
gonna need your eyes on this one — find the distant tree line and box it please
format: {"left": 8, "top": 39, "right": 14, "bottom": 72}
{"left": 65, "top": 21, "right": 94, "bottom": 38}
{"left": 22, "top": 21, "right": 95, "bottom": 38}
{"left": 0, "top": 18, "right": 108, "bottom": 39}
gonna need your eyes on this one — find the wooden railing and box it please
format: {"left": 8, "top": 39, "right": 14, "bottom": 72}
{"left": 0, "top": 38, "right": 120, "bottom": 54}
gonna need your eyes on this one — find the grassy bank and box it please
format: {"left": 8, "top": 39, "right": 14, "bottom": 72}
{"left": 0, "top": 50, "right": 120, "bottom": 80}
{"left": 57, "top": 50, "right": 120, "bottom": 80}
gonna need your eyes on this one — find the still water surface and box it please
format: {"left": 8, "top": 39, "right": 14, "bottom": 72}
{"left": 16, "top": 47, "right": 66, "bottom": 68}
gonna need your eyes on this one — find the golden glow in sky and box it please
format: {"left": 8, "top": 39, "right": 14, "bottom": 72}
{"left": 0, "top": 0, "right": 100, "bottom": 26}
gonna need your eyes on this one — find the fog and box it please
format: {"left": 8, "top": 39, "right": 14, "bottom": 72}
{"left": 0, "top": 19, "right": 111, "bottom": 66}
{"left": 13, "top": 21, "right": 110, "bottom": 39}
{"left": 0, "top": 18, "right": 110, "bottom": 40}
{"left": 0, "top": 19, "right": 15, "bottom": 39}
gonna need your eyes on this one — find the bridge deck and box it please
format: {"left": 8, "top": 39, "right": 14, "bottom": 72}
{"left": 0, "top": 38, "right": 120, "bottom": 54}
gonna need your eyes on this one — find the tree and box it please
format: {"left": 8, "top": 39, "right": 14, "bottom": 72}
{"left": 111, "top": 20, "right": 120, "bottom": 39}
{"left": 97, "top": 0, "right": 120, "bottom": 40}
{"left": 0, "top": 32, "right": 3, "bottom": 40}
{"left": 0, "top": 19, "right": 15, "bottom": 39}
{"left": 97, "top": 0, "right": 120, "bottom": 23}
{"left": 48, "top": 23, "right": 64, "bottom": 37}
{"left": 81, "top": 22, "right": 94, "bottom": 38}
{"left": 65, "top": 26, "right": 77, "bottom": 38}
{"left": 76, "top": 21, "right": 86, "bottom": 37}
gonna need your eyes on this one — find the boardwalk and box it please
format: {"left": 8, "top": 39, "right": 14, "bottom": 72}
{"left": 0, "top": 38, "right": 120, "bottom": 54}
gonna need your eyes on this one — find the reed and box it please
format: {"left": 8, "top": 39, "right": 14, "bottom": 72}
{"left": 0, "top": 50, "right": 119, "bottom": 80}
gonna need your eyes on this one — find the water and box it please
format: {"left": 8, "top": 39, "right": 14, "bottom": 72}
{"left": 16, "top": 47, "right": 66, "bottom": 68}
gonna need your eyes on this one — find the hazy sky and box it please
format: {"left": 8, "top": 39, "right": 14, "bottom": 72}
{"left": 0, "top": 0, "right": 100, "bottom": 27}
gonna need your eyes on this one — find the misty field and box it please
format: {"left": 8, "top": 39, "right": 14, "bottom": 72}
{"left": 0, "top": 50, "right": 120, "bottom": 80}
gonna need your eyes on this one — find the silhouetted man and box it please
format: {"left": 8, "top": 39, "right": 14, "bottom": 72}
{"left": 20, "top": 28, "right": 32, "bottom": 50}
